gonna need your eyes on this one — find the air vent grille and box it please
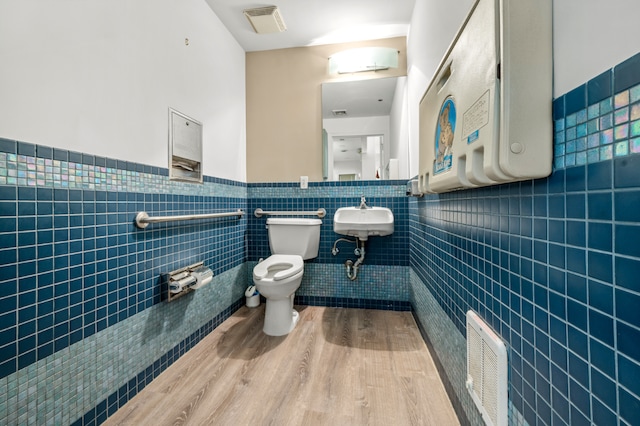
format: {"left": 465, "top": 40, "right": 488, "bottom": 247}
{"left": 466, "top": 310, "right": 508, "bottom": 426}
{"left": 243, "top": 6, "right": 287, "bottom": 34}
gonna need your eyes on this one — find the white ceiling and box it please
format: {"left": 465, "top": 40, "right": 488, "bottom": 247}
{"left": 205, "top": 0, "right": 416, "bottom": 52}
{"left": 321, "top": 77, "right": 400, "bottom": 119}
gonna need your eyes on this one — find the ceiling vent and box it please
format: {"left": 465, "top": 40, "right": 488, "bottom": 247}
{"left": 332, "top": 109, "right": 347, "bottom": 117}
{"left": 243, "top": 6, "right": 287, "bottom": 34}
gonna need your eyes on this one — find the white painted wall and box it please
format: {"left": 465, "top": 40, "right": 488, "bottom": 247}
{"left": 333, "top": 160, "right": 361, "bottom": 181}
{"left": 406, "top": 0, "right": 473, "bottom": 178}
{"left": 406, "top": 0, "right": 640, "bottom": 177}
{"left": 553, "top": 0, "right": 640, "bottom": 97}
{"left": 389, "top": 76, "right": 409, "bottom": 180}
{"left": 0, "top": 0, "right": 246, "bottom": 182}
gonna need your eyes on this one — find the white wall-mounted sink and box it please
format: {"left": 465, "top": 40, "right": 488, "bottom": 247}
{"left": 333, "top": 207, "right": 394, "bottom": 240}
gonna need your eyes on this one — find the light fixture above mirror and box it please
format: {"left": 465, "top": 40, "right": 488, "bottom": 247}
{"left": 328, "top": 47, "right": 399, "bottom": 74}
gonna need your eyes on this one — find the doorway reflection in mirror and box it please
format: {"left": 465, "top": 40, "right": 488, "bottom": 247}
{"left": 321, "top": 76, "right": 408, "bottom": 181}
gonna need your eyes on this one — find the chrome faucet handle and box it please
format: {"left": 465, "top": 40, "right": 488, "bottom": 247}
{"left": 359, "top": 195, "right": 369, "bottom": 209}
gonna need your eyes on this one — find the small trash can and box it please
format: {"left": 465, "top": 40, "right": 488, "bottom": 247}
{"left": 245, "top": 285, "right": 260, "bottom": 308}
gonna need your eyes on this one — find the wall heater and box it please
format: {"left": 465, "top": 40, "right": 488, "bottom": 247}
{"left": 466, "top": 310, "right": 508, "bottom": 426}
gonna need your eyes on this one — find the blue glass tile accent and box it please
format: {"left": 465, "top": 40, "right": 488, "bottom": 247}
{"left": 614, "top": 51, "right": 640, "bottom": 93}
{"left": 73, "top": 297, "right": 244, "bottom": 426}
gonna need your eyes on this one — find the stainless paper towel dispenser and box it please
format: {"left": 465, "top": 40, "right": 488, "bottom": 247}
{"left": 418, "top": 0, "right": 552, "bottom": 194}
{"left": 169, "top": 108, "right": 203, "bottom": 183}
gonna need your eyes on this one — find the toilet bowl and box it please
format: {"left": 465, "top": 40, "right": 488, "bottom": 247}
{"left": 253, "top": 255, "right": 304, "bottom": 336}
{"left": 252, "top": 217, "right": 321, "bottom": 336}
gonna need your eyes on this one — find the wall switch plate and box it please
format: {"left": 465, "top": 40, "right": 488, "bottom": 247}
{"left": 300, "top": 176, "right": 308, "bottom": 189}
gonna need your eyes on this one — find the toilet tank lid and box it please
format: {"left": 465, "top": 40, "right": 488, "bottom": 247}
{"left": 266, "top": 218, "right": 322, "bottom": 225}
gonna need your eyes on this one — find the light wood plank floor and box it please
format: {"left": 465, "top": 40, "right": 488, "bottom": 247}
{"left": 105, "top": 305, "right": 459, "bottom": 426}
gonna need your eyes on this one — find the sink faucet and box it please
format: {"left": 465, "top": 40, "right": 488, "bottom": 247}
{"left": 359, "top": 195, "right": 370, "bottom": 209}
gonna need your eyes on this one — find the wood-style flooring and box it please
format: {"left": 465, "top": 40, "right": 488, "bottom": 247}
{"left": 104, "top": 305, "right": 459, "bottom": 425}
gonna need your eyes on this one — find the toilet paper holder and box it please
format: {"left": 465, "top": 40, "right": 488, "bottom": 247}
{"left": 166, "top": 261, "right": 214, "bottom": 302}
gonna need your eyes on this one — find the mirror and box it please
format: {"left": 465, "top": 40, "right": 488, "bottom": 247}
{"left": 322, "top": 76, "right": 408, "bottom": 181}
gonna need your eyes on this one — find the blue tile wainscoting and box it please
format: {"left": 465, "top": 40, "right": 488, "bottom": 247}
{"left": 410, "top": 52, "right": 640, "bottom": 426}
{"left": 0, "top": 143, "right": 414, "bottom": 425}
{"left": 0, "top": 139, "right": 248, "bottom": 425}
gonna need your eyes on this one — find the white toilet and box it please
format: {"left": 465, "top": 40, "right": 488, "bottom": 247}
{"left": 253, "top": 218, "right": 321, "bottom": 336}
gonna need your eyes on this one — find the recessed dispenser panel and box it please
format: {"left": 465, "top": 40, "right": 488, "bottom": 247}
{"left": 418, "top": 0, "right": 552, "bottom": 194}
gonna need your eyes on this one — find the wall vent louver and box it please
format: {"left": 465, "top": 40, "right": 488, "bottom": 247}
{"left": 466, "top": 310, "right": 508, "bottom": 426}
{"left": 243, "top": 6, "right": 287, "bottom": 34}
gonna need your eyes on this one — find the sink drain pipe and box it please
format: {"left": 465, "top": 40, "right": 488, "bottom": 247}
{"left": 345, "top": 240, "right": 365, "bottom": 281}
{"left": 331, "top": 237, "right": 366, "bottom": 280}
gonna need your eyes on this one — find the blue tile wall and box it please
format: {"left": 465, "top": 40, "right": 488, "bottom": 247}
{"left": 411, "top": 51, "right": 640, "bottom": 426}
{"left": 0, "top": 137, "right": 413, "bottom": 424}
{"left": 0, "top": 140, "right": 248, "bottom": 424}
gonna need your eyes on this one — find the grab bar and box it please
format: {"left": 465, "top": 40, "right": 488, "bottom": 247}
{"left": 253, "top": 208, "right": 326, "bottom": 218}
{"left": 135, "top": 209, "right": 244, "bottom": 229}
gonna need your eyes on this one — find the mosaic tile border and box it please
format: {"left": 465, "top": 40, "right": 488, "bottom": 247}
{"left": 410, "top": 269, "right": 483, "bottom": 426}
{"left": 246, "top": 181, "right": 407, "bottom": 199}
{"left": 0, "top": 262, "right": 247, "bottom": 426}
{"left": 0, "top": 138, "right": 247, "bottom": 198}
{"left": 553, "top": 84, "right": 640, "bottom": 169}
{"left": 246, "top": 262, "right": 410, "bottom": 303}
{"left": 411, "top": 269, "right": 529, "bottom": 426}
{"left": 552, "top": 52, "right": 640, "bottom": 170}
{"left": 249, "top": 179, "right": 407, "bottom": 188}
{"left": 295, "top": 296, "right": 411, "bottom": 311}
{"left": 72, "top": 297, "right": 245, "bottom": 426}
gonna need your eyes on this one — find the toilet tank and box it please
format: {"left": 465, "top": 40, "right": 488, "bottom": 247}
{"left": 266, "top": 218, "right": 322, "bottom": 260}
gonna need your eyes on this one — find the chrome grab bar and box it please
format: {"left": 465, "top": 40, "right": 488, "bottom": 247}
{"left": 253, "top": 208, "right": 326, "bottom": 218}
{"left": 135, "top": 209, "right": 244, "bottom": 229}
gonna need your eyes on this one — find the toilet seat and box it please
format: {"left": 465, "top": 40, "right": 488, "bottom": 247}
{"left": 253, "top": 255, "right": 303, "bottom": 281}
